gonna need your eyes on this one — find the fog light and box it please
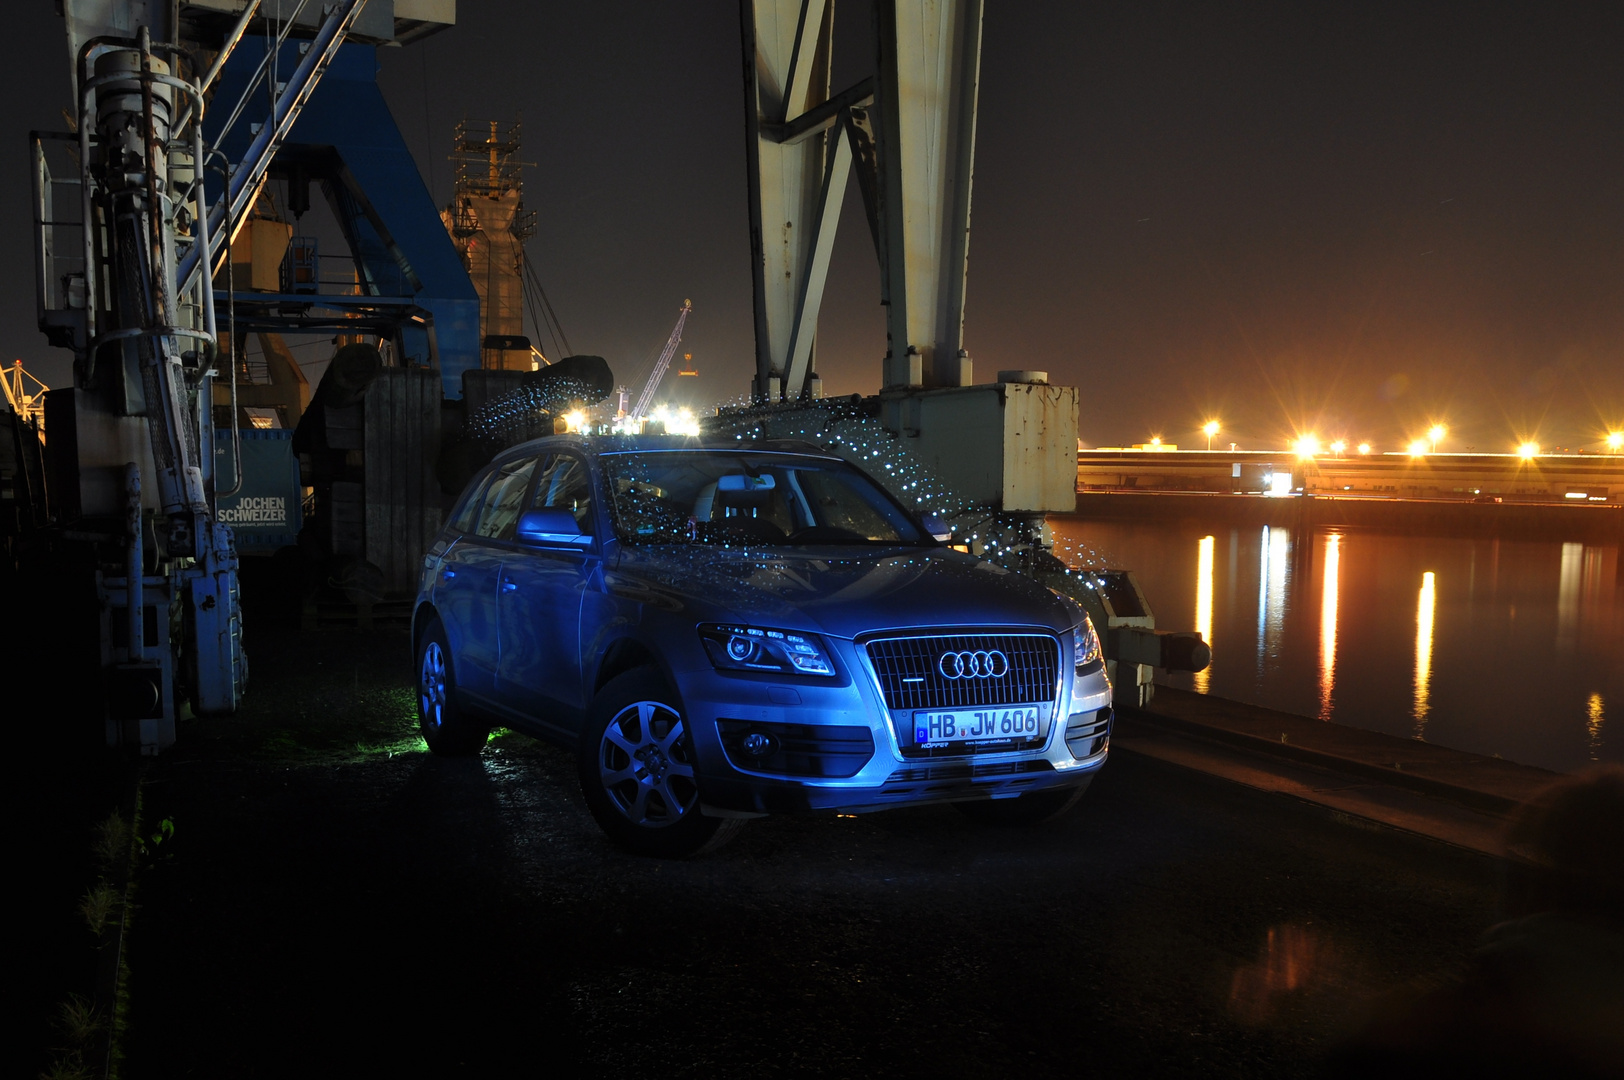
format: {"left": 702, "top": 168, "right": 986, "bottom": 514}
{"left": 740, "top": 731, "right": 776, "bottom": 758}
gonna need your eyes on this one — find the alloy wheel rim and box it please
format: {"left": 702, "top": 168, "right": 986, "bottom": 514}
{"left": 598, "top": 700, "right": 697, "bottom": 828}
{"left": 420, "top": 641, "right": 446, "bottom": 730}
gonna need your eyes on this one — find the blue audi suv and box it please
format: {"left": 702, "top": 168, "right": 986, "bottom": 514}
{"left": 413, "top": 435, "right": 1113, "bottom": 856}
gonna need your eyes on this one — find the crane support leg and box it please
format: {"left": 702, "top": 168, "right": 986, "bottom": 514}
{"left": 742, "top": 0, "right": 836, "bottom": 403}
{"left": 874, "top": 0, "right": 982, "bottom": 390}
{"left": 781, "top": 116, "right": 853, "bottom": 397}
{"left": 737, "top": 1, "right": 1078, "bottom": 520}
{"left": 743, "top": 1, "right": 983, "bottom": 401}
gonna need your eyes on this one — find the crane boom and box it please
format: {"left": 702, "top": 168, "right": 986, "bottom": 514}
{"left": 629, "top": 300, "right": 692, "bottom": 422}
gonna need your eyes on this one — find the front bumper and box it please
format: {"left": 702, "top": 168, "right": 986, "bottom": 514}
{"left": 676, "top": 637, "right": 1113, "bottom": 815}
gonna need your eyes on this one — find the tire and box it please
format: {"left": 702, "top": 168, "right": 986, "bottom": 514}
{"left": 577, "top": 668, "right": 741, "bottom": 858}
{"left": 953, "top": 782, "right": 1089, "bottom": 826}
{"left": 416, "top": 617, "right": 490, "bottom": 756}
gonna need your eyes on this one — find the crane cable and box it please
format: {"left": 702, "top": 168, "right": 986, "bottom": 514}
{"left": 526, "top": 259, "right": 571, "bottom": 357}
{"left": 521, "top": 254, "right": 571, "bottom": 359}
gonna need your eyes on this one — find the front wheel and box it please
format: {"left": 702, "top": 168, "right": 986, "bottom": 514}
{"left": 417, "top": 617, "right": 489, "bottom": 756}
{"left": 577, "top": 669, "right": 740, "bottom": 858}
{"left": 953, "top": 782, "right": 1089, "bottom": 826}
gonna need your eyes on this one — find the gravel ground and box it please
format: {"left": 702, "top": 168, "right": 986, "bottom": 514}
{"left": 117, "top": 627, "right": 1499, "bottom": 1078}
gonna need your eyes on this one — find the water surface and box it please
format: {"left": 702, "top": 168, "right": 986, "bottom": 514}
{"left": 1050, "top": 518, "right": 1622, "bottom": 773}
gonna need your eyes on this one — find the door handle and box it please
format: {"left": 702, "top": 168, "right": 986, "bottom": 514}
{"left": 441, "top": 569, "right": 456, "bottom": 581}
{"left": 501, "top": 581, "right": 518, "bottom": 593}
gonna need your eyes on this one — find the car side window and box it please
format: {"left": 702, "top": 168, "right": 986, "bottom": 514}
{"left": 448, "top": 471, "right": 495, "bottom": 534}
{"left": 528, "top": 454, "right": 595, "bottom": 535}
{"left": 474, "top": 457, "right": 538, "bottom": 540}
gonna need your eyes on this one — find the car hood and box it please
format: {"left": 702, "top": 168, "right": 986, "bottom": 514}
{"left": 609, "top": 544, "right": 1072, "bottom": 639}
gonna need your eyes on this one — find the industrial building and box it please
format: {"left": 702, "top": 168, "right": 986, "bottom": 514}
{"left": 1077, "top": 448, "right": 1624, "bottom": 503}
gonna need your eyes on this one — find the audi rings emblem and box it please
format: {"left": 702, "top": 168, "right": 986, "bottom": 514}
{"left": 938, "top": 649, "right": 1009, "bottom": 679}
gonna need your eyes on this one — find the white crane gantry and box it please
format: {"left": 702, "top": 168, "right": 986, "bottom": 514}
{"left": 628, "top": 299, "right": 693, "bottom": 423}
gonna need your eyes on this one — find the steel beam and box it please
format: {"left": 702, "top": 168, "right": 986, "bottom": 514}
{"left": 781, "top": 117, "right": 853, "bottom": 396}
{"left": 176, "top": 0, "right": 369, "bottom": 297}
{"left": 874, "top": 0, "right": 983, "bottom": 390}
{"left": 742, "top": 0, "right": 833, "bottom": 402}
{"left": 742, "top": 1, "right": 984, "bottom": 401}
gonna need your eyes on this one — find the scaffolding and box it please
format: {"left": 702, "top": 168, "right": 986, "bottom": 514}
{"left": 443, "top": 120, "right": 537, "bottom": 371}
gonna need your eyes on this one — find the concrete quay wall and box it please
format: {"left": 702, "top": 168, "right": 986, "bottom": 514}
{"left": 1067, "top": 489, "right": 1624, "bottom": 542}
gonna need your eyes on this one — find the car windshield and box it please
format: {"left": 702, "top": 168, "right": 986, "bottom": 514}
{"left": 601, "top": 450, "right": 927, "bottom": 547}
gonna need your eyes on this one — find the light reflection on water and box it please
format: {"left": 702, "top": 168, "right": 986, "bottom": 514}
{"left": 1258, "top": 525, "right": 1291, "bottom": 680}
{"left": 1559, "top": 543, "right": 1583, "bottom": 647}
{"left": 1050, "top": 517, "right": 1623, "bottom": 772}
{"left": 1319, "top": 534, "right": 1340, "bottom": 722}
{"left": 1414, "top": 570, "right": 1436, "bottom": 738}
{"left": 1195, "top": 536, "right": 1214, "bottom": 694}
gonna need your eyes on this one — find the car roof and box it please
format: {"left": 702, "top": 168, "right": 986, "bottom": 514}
{"left": 492, "top": 433, "right": 842, "bottom": 465}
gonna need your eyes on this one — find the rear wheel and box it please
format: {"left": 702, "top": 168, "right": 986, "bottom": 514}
{"left": 417, "top": 617, "right": 489, "bottom": 756}
{"left": 953, "top": 782, "right": 1089, "bottom": 826}
{"left": 577, "top": 668, "right": 741, "bottom": 858}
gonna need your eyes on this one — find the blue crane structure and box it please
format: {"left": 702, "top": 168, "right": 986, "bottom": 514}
{"left": 200, "top": 37, "right": 480, "bottom": 395}
{"left": 28, "top": 1, "right": 472, "bottom": 750}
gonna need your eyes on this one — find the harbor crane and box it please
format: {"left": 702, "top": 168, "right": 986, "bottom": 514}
{"left": 2, "top": 361, "right": 49, "bottom": 431}
{"left": 28, "top": 0, "right": 454, "bottom": 750}
{"left": 733, "top": 0, "right": 1208, "bottom": 705}
{"left": 628, "top": 299, "right": 693, "bottom": 424}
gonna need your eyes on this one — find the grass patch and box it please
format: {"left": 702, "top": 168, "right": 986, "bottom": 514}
{"left": 57, "top": 993, "right": 103, "bottom": 1046}
{"left": 90, "top": 812, "right": 129, "bottom": 871}
{"left": 176, "top": 631, "right": 540, "bottom": 768}
{"left": 78, "top": 883, "right": 117, "bottom": 935}
{"left": 39, "top": 1053, "right": 95, "bottom": 1080}
{"left": 212, "top": 686, "right": 426, "bottom": 765}
{"left": 354, "top": 728, "right": 432, "bottom": 759}
{"left": 183, "top": 630, "right": 429, "bottom": 766}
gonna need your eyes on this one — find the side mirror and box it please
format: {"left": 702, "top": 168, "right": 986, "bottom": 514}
{"left": 920, "top": 513, "right": 953, "bottom": 542}
{"left": 515, "top": 508, "right": 592, "bottom": 548}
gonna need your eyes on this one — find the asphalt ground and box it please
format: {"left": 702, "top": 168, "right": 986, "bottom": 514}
{"left": 90, "top": 627, "right": 1506, "bottom": 1079}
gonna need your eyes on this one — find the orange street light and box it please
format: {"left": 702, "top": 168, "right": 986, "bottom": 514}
{"left": 1330, "top": 439, "right": 1347, "bottom": 457}
{"left": 1407, "top": 439, "right": 1427, "bottom": 457}
{"left": 1427, "top": 423, "right": 1447, "bottom": 452}
{"left": 1357, "top": 442, "right": 1372, "bottom": 455}
{"left": 1607, "top": 431, "right": 1624, "bottom": 453}
{"left": 1203, "top": 420, "right": 1220, "bottom": 451}
{"left": 1518, "top": 441, "right": 1540, "bottom": 460}
{"left": 1293, "top": 434, "right": 1321, "bottom": 459}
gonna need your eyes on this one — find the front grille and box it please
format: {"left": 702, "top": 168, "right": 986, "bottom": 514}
{"left": 875, "top": 759, "right": 1054, "bottom": 801}
{"left": 887, "top": 759, "right": 1054, "bottom": 784}
{"left": 864, "top": 633, "right": 1061, "bottom": 711}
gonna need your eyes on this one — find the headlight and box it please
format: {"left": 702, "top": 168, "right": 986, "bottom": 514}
{"left": 700, "top": 623, "right": 835, "bottom": 677}
{"left": 1074, "top": 614, "right": 1103, "bottom": 669}
{"left": 1051, "top": 588, "right": 1103, "bottom": 671}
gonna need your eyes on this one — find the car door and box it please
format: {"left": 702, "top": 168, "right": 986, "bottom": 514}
{"left": 437, "top": 455, "right": 537, "bottom": 699}
{"left": 496, "top": 452, "right": 600, "bottom": 728}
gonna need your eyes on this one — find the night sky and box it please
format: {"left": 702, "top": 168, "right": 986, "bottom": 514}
{"left": 3, "top": 2, "right": 1620, "bottom": 451}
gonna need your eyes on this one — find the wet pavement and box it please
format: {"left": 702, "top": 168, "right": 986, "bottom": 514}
{"left": 118, "top": 628, "right": 1501, "bottom": 1078}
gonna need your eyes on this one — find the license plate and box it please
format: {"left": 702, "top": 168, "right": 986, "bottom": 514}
{"left": 912, "top": 706, "right": 1043, "bottom": 746}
